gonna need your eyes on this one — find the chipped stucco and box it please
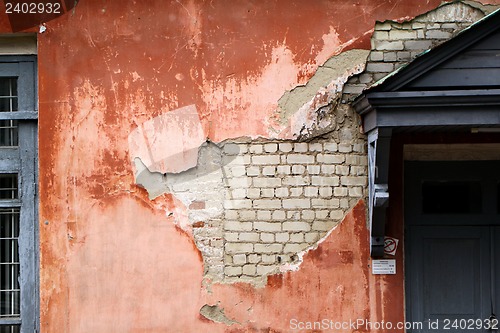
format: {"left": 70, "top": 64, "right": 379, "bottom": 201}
{"left": 199, "top": 304, "right": 239, "bottom": 326}
{"left": 2, "top": 0, "right": 497, "bottom": 332}
{"left": 127, "top": 0, "right": 500, "bottom": 289}
{"left": 129, "top": 104, "right": 207, "bottom": 174}
{"left": 278, "top": 49, "right": 370, "bottom": 139}
{"left": 132, "top": 134, "right": 368, "bottom": 285}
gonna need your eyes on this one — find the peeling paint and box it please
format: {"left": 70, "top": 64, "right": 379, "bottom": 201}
{"left": 279, "top": 49, "right": 369, "bottom": 121}
{"left": 203, "top": 201, "right": 388, "bottom": 332}
{"left": 134, "top": 141, "right": 226, "bottom": 223}
{"left": 128, "top": 104, "right": 207, "bottom": 174}
{"left": 314, "top": 26, "right": 342, "bottom": 66}
{"left": 133, "top": 136, "right": 367, "bottom": 286}
{"left": 200, "top": 304, "right": 239, "bottom": 326}
{"left": 18, "top": 0, "right": 500, "bottom": 331}
{"left": 134, "top": 141, "right": 228, "bottom": 281}
{"left": 418, "top": 0, "right": 488, "bottom": 22}
{"left": 361, "top": 1, "right": 494, "bottom": 91}
{"left": 278, "top": 49, "right": 370, "bottom": 140}
{"left": 278, "top": 219, "right": 341, "bottom": 274}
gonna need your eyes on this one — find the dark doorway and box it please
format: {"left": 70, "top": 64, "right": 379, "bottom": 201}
{"left": 405, "top": 161, "right": 500, "bottom": 332}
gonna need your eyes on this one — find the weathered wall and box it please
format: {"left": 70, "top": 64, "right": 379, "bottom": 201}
{"left": 1, "top": 0, "right": 499, "bottom": 332}
{"left": 137, "top": 136, "right": 368, "bottom": 285}
{"left": 342, "top": 0, "right": 497, "bottom": 101}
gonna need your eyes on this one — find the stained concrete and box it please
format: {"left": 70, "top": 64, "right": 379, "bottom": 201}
{"left": 0, "top": 34, "right": 37, "bottom": 54}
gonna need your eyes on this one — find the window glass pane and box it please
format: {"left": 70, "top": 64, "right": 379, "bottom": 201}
{"left": 422, "top": 181, "right": 482, "bottom": 214}
{"left": 0, "top": 208, "right": 20, "bottom": 318}
{"left": 0, "top": 78, "right": 18, "bottom": 147}
{"left": 497, "top": 183, "right": 500, "bottom": 214}
{"left": 0, "top": 121, "right": 18, "bottom": 147}
{"left": 0, "top": 175, "right": 17, "bottom": 200}
{"left": 0, "top": 78, "right": 17, "bottom": 112}
{"left": 0, "top": 78, "right": 16, "bottom": 97}
{"left": 0, "top": 326, "right": 20, "bottom": 333}
{"left": 0, "top": 99, "right": 17, "bottom": 113}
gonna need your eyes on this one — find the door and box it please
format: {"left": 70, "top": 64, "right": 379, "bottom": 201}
{"left": 405, "top": 161, "right": 500, "bottom": 332}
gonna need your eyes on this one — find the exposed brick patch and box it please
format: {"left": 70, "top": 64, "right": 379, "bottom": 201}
{"left": 342, "top": 1, "right": 489, "bottom": 102}
{"left": 221, "top": 139, "right": 367, "bottom": 281}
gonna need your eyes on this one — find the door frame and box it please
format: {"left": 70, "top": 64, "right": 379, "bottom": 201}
{"left": 387, "top": 132, "right": 500, "bottom": 330}
{"left": 403, "top": 159, "right": 500, "bottom": 330}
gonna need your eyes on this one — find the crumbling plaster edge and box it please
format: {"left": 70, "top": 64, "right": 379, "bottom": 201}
{"left": 216, "top": 199, "right": 365, "bottom": 289}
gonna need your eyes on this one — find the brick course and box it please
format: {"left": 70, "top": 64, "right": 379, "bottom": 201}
{"left": 221, "top": 140, "right": 367, "bottom": 281}
{"left": 342, "top": 2, "right": 486, "bottom": 103}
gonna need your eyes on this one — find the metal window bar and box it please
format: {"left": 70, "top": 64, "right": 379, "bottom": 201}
{"left": 0, "top": 208, "right": 20, "bottom": 319}
{"left": 0, "top": 208, "right": 21, "bottom": 332}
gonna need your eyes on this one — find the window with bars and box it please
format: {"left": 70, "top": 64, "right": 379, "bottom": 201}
{"left": 1, "top": 208, "right": 20, "bottom": 321}
{"left": 0, "top": 56, "right": 37, "bottom": 333}
{"left": 0, "top": 78, "right": 19, "bottom": 147}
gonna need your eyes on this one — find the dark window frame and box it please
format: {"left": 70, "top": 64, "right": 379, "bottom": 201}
{"left": 0, "top": 55, "right": 38, "bottom": 333}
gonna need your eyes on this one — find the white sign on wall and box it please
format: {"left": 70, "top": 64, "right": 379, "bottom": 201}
{"left": 372, "top": 259, "right": 396, "bottom": 275}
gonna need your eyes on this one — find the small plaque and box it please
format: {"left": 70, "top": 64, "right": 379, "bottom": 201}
{"left": 372, "top": 259, "right": 396, "bottom": 275}
{"left": 384, "top": 237, "right": 399, "bottom": 256}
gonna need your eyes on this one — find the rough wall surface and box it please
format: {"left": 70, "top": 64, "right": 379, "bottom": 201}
{"left": 1, "top": 0, "right": 500, "bottom": 332}
{"left": 134, "top": 104, "right": 367, "bottom": 284}
{"left": 343, "top": 1, "right": 497, "bottom": 100}
{"left": 220, "top": 139, "right": 367, "bottom": 283}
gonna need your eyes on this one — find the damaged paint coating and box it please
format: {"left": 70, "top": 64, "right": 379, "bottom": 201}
{"left": 18, "top": 0, "right": 500, "bottom": 331}
{"left": 351, "top": 0, "right": 494, "bottom": 93}
{"left": 133, "top": 134, "right": 367, "bottom": 285}
{"left": 199, "top": 304, "right": 239, "bottom": 326}
{"left": 278, "top": 49, "right": 370, "bottom": 123}
{"left": 128, "top": 104, "right": 207, "bottom": 174}
{"left": 203, "top": 201, "right": 389, "bottom": 332}
{"left": 278, "top": 218, "right": 341, "bottom": 274}
{"left": 134, "top": 142, "right": 228, "bottom": 280}
{"left": 278, "top": 49, "right": 370, "bottom": 140}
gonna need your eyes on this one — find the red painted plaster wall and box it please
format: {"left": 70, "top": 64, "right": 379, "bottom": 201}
{"left": 0, "top": 0, "right": 497, "bottom": 332}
